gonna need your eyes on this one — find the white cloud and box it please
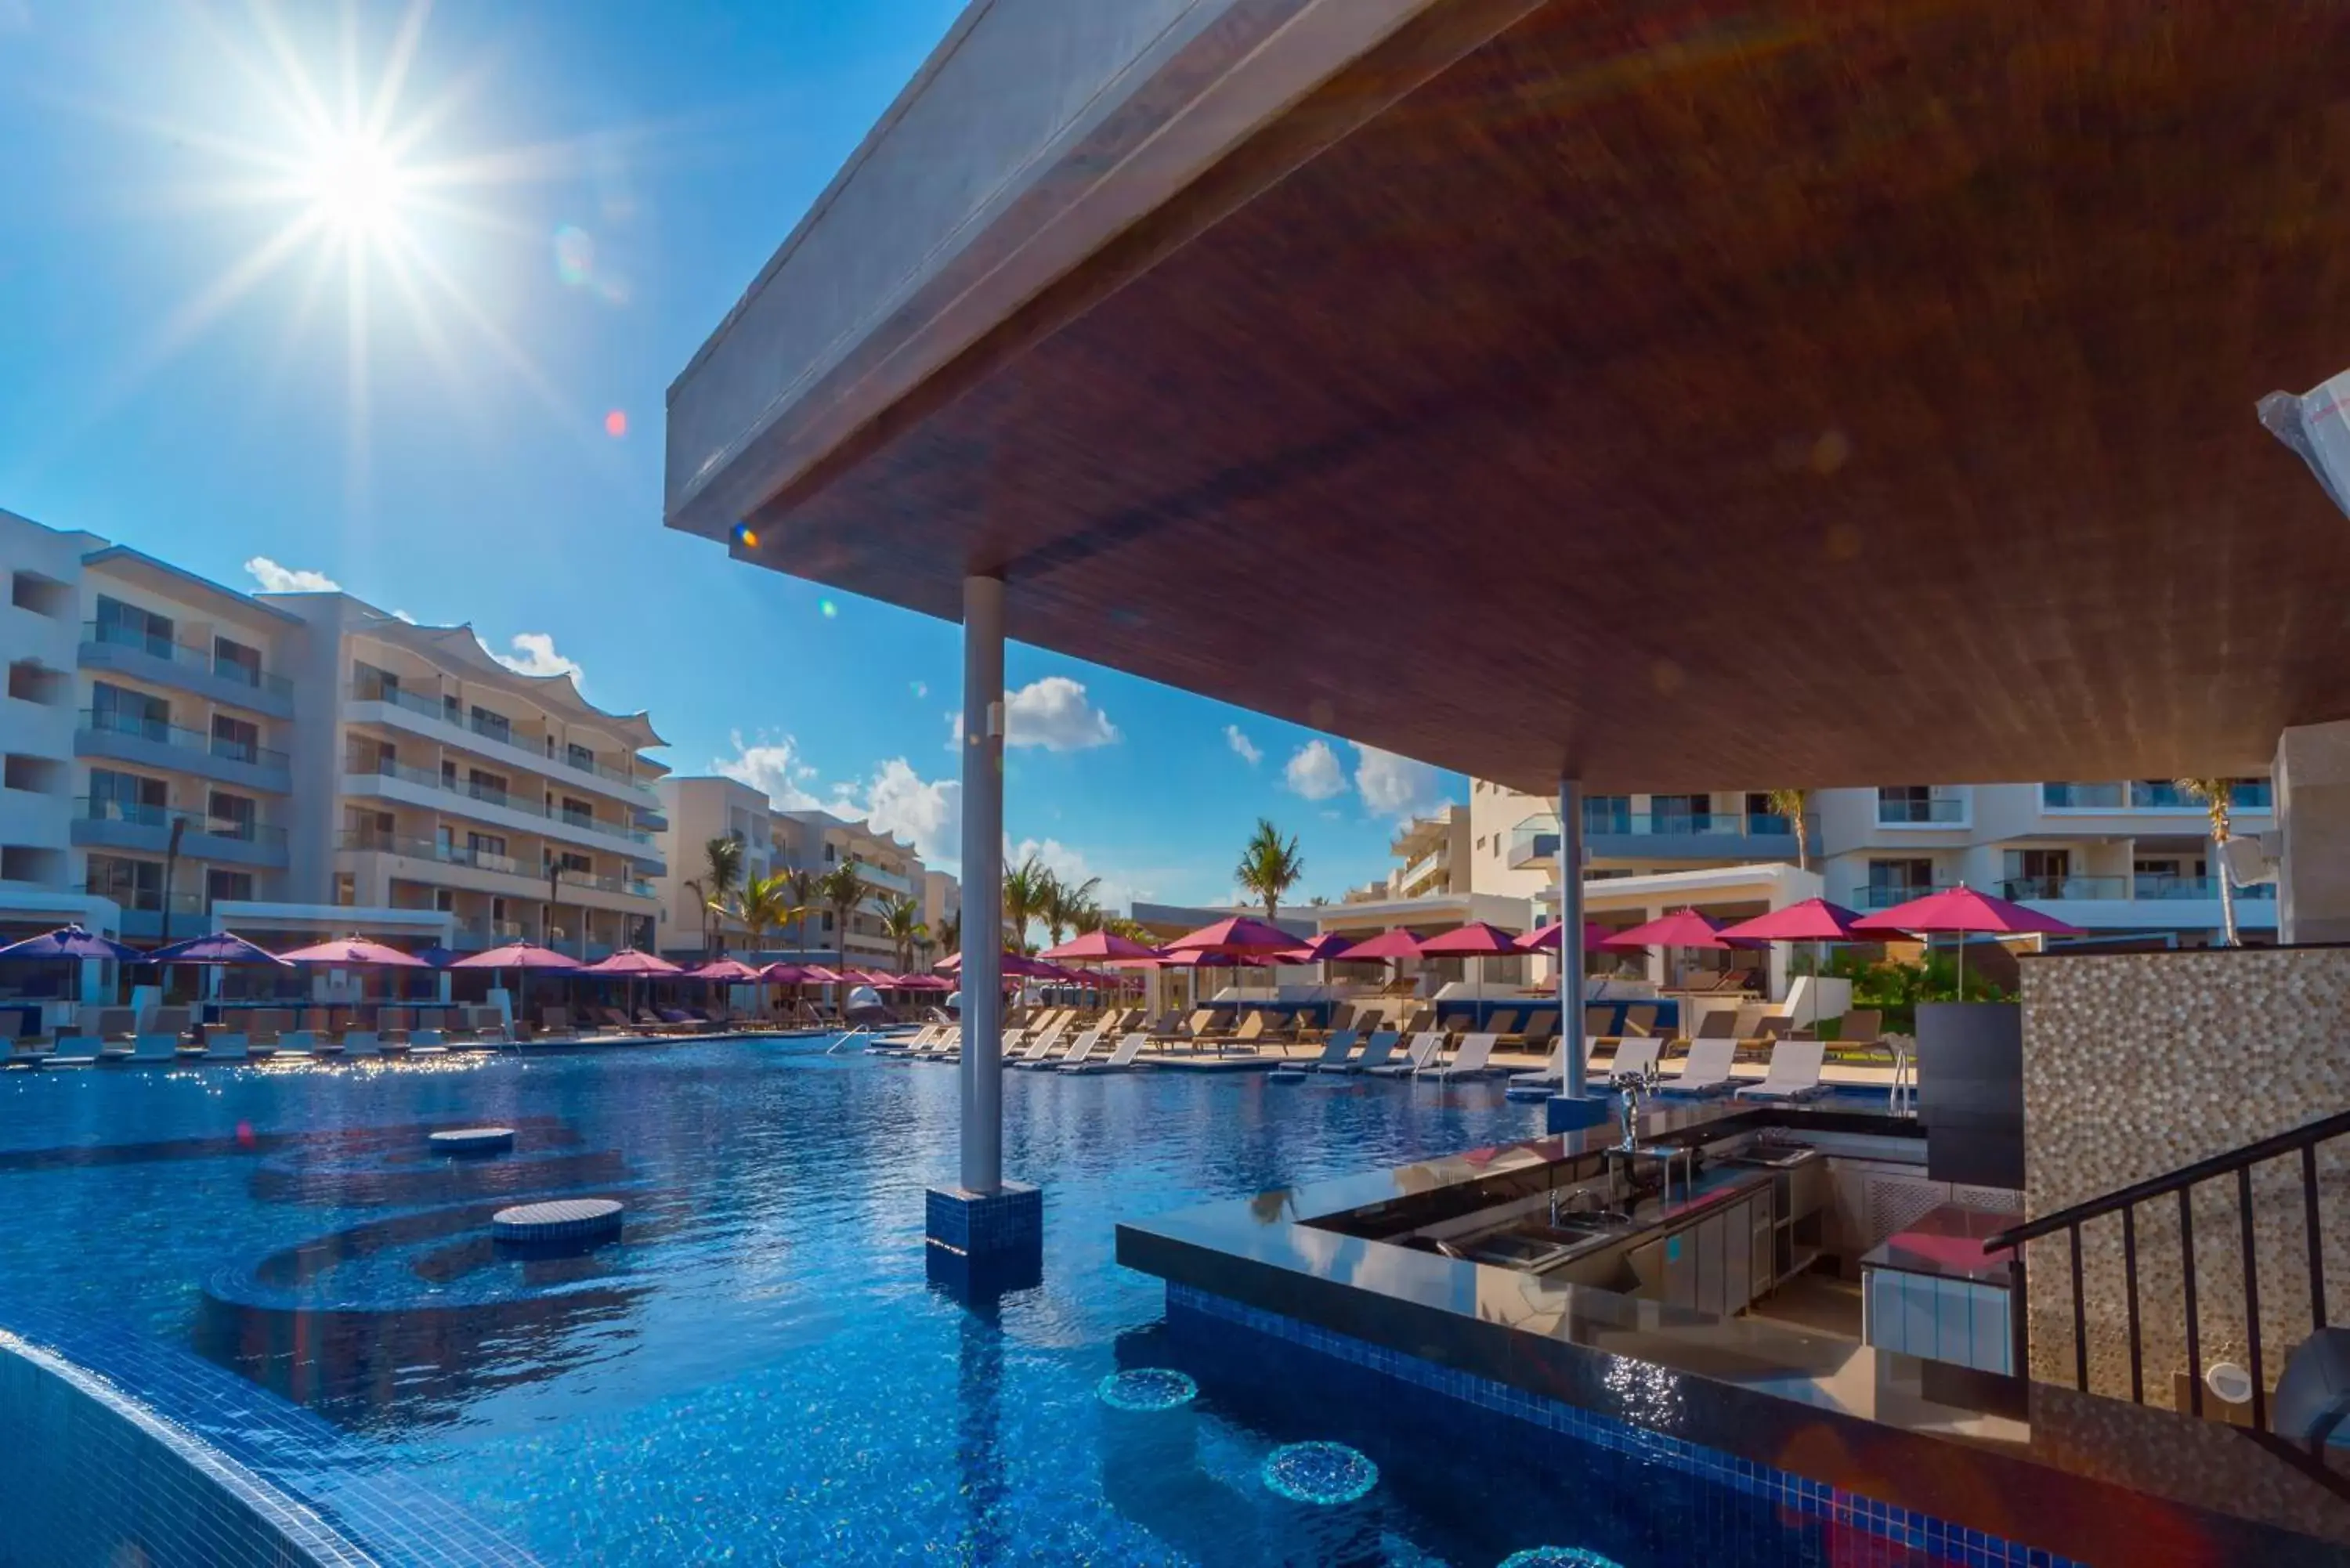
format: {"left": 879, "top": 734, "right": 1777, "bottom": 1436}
{"left": 712, "top": 731, "right": 824, "bottom": 811}
{"left": 949, "top": 676, "right": 1120, "bottom": 751}
{"left": 1354, "top": 742, "right": 1448, "bottom": 820}
{"left": 486, "top": 632, "right": 584, "bottom": 684}
{"left": 1010, "top": 836, "right": 1155, "bottom": 917}
{"left": 838, "top": 759, "right": 961, "bottom": 869}
{"left": 1225, "top": 724, "right": 1262, "bottom": 766}
{"left": 244, "top": 556, "right": 338, "bottom": 594}
{"left": 1283, "top": 739, "right": 1347, "bottom": 801}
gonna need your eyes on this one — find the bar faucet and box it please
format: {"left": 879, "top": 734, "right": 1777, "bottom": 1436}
{"left": 1611, "top": 1064, "right": 1654, "bottom": 1151}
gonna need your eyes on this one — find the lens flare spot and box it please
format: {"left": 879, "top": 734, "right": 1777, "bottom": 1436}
{"left": 733, "top": 523, "right": 759, "bottom": 550}
{"left": 235, "top": 1120, "right": 255, "bottom": 1148}
{"left": 603, "top": 410, "right": 627, "bottom": 439}
{"left": 818, "top": 599, "right": 838, "bottom": 620}
{"left": 554, "top": 225, "right": 595, "bottom": 287}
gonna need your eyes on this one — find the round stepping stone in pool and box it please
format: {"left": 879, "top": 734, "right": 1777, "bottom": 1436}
{"left": 1096, "top": 1367, "right": 1198, "bottom": 1411}
{"left": 1499, "top": 1551, "right": 1622, "bottom": 1568}
{"left": 1261, "top": 1440, "right": 1379, "bottom": 1505}
{"left": 491, "top": 1198, "right": 623, "bottom": 1247}
{"left": 428, "top": 1126, "right": 515, "bottom": 1156}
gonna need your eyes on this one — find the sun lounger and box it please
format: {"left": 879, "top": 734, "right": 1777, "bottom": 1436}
{"left": 1516, "top": 1010, "right": 1560, "bottom": 1048}
{"left": 1621, "top": 1004, "right": 1658, "bottom": 1035}
{"left": 1061, "top": 1031, "right": 1149, "bottom": 1073}
{"left": 1318, "top": 1029, "right": 1397, "bottom": 1074}
{"left": 1480, "top": 1010, "right": 1520, "bottom": 1042}
{"left": 1011, "top": 1020, "right": 1071, "bottom": 1064}
{"left": 1423, "top": 1032, "right": 1499, "bottom": 1081}
{"left": 1657, "top": 1037, "right": 1737, "bottom": 1097}
{"left": 1687, "top": 1010, "right": 1736, "bottom": 1042}
{"left": 1369, "top": 1031, "right": 1447, "bottom": 1078}
{"left": 125, "top": 1029, "right": 183, "bottom": 1064}
{"left": 1737, "top": 1039, "right": 1831, "bottom": 1100}
{"left": 1045, "top": 1028, "right": 1104, "bottom": 1069}
{"left": 1605, "top": 1035, "right": 1662, "bottom": 1079}
{"left": 1507, "top": 1039, "right": 1575, "bottom": 1089}
{"left": 1300, "top": 1028, "right": 1360, "bottom": 1070}
{"left": 1837, "top": 1008, "right": 1882, "bottom": 1046}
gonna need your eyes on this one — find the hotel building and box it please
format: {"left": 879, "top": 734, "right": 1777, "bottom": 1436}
{"left": 0, "top": 508, "right": 667, "bottom": 954}
{"left": 650, "top": 774, "right": 956, "bottom": 971}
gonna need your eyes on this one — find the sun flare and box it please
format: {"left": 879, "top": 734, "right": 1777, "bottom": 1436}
{"left": 300, "top": 132, "right": 407, "bottom": 237}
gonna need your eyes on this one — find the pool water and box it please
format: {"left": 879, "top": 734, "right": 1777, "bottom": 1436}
{"left": 0, "top": 1040, "right": 1893, "bottom": 1565}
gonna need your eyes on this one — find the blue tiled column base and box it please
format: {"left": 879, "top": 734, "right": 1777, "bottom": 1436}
{"left": 1546, "top": 1093, "right": 1613, "bottom": 1133}
{"left": 925, "top": 1180, "right": 1042, "bottom": 1261}
{"left": 1168, "top": 1284, "right": 2087, "bottom": 1568}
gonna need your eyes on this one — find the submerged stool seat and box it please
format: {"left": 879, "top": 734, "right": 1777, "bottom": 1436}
{"left": 493, "top": 1198, "right": 623, "bottom": 1246}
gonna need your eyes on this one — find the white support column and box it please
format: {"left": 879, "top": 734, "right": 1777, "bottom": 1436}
{"left": 1558, "top": 777, "right": 1587, "bottom": 1100}
{"left": 959, "top": 575, "right": 1007, "bottom": 1193}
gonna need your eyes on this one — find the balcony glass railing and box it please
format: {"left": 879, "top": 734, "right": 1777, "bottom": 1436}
{"left": 348, "top": 681, "right": 657, "bottom": 795}
{"left": 85, "top": 886, "right": 206, "bottom": 916}
{"left": 1998, "top": 875, "right": 2127, "bottom": 901}
{"left": 1857, "top": 883, "right": 1956, "bottom": 909}
{"left": 2135, "top": 875, "right": 2276, "bottom": 901}
{"left": 338, "top": 829, "right": 522, "bottom": 876}
{"left": 2042, "top": 780, "right": 2276, "bottom": 812}
{"left": 1876, "top": 797, "right": 1965, "bottom": 824}
{"left": 83, "top": 707, "right": 288, "bottom": 771}
{"left": 81, "top": 797, "right": 285, "bottom": 849}
{"left": 85, "top": 621, "right": 291, "bottom": 697}
{"left": 342, "top": 759, "right": 654, "bottom": 845}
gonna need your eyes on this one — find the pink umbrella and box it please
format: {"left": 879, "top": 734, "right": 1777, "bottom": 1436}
{"left": 1418, "top": 920, "right": 1529, "bottom": 1003}
{"left": 1162, "top": 916, "right": 1298, "bottom": 956}
{"left": 1039, "top": 930, "right": 1161, "bottom": 963}
{"left": 1853, "top": 883, "right": 2082, "bottom": 995}
{"left": 1513, "top": 921, "right": 1629, "bottom": 954}
{"left": 687, "top": 959, "right": 763, "bottom": 983}
{"left": 1339, "top": 927, "right": 1425, "bottom": 963}
{"left": 798, "top": 964, "right": 844, "bottom": 985}
{"left": 450, "top": 940, "right": 576, "bottom": 1026}
{"left": 578, "top": 948, "right": 683, "bottom": 1023}
{"left": 1717, "top": 898, "right": 1876, "bottom": 944}
{"left": 760, "top": 962, "right": 808, "bottom": 984}
{"left": 277, "top": 938, "right": 428, "bottom": 967}
{"left": 1274, "top": 933, "right": 1358, "bottom": 964}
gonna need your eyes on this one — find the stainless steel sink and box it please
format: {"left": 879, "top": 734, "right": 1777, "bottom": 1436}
{"left": 1725, "top": 1146, "right": 1817, "bottom": 1170}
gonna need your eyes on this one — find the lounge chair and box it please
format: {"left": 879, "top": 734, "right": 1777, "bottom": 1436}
{"left": 1506, "top": 1038, "right": 1578, "bottom": 1089}
{"left": 1838, "top": 1008, "right": 1883, "bottom": 1046}
{"left": 1517, "top": 1009, "right": 1559, "bottom": 1046}
{"left": 125, "top": 1006, "right": 190, "bottom": 1064}
{"left": 656, "top": 1008, "right": 719, "bottom": 1035}
{"left": 1621, "top": 1003, "right": 1658, "bottom": 1035}
{"left": 1423, "top": 1032, "right": 1499, "bottom": 1081}
{"left": 1300, "top": 1028, "right": 1361, "bottom": 1070}
{"left": 1656, "top": 1037, "right": 1737, "bottom": 1097}
{"left": 1011, "top": 1020, "right": 1071, "bottom": 1064}
{"left": 1320, "top": 1029, "right": 1400, "bottom": 1074}
{"left": 1438, "top": 1011, "right": 1475, "bottom": 1034}
{"left": 1582, "top": 1006, "right": 1616, "bottom": 1040}
{"left": 194, "top": 1028, "right": 249, "bottom": 1061}
{"left": 1480, "top": 1010, "right": 1520, "bottom": 1042}
{"left": 1061, "top": 1031, "right": 1149, "bottom": 1073}
{"left": 1045, "top": 1028, "right": 1105, "bottom": 1069}
{"left": 1604, "top": 1034, "right": 1663, "bottom": 1080}
{"left": 1737, "top": 1039, "right": 1831, "bottom": 1100}
{"left": 1369, "top": 1031, "right": 1447, "bottom": 1078}
{"left": 91, "top": 1008, "right": 139, "bottom": 1060}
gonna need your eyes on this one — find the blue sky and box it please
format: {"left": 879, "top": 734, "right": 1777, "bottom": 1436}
{"left": 0, "top": 1, "right": 1461, "bottom": 909}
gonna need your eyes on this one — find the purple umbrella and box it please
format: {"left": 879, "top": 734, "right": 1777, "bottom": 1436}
{"left": 0, "top": 924, "right": 142, "bottom": 963}
{"left": 146, "top": 932, "right": 290, "bottom": 966}
{"left": 450, "top": 940, "right": 576, "bottom": 1024}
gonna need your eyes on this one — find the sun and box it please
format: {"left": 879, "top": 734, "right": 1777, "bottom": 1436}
{"left": 300, "top": 132, "right": 408, "bottom": 237}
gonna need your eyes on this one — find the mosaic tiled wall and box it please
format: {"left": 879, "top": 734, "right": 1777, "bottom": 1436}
{"left": 2019, "top": 948, "right": 2350, "bottom": 1405}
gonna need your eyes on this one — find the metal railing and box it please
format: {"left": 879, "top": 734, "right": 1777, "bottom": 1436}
{"left": 348, "top": 680, "right": 657, "bottom": 794}
{"left": 338, "top": 829, "right": 522, "bottom": 877}
{"left": 1997, "top": 874, "right": 2127, "bottom": 901}
{"left": 1876, "top": 795, "right": 1966, "bottom": 824}
{"left": 83, "top": 886, "right": 205, "bottom": 916}
{"left": 85, "top": 620, "right": 291, "bottom": 697}
{"left": 81, "top": 797, "right": 285, "bottom": 849}
{"left": 2042, "top": 780, "right": 2275, "bottom": 811}
{"left": 2135, "top": 875, "right": 2278, "bottom": 902}
{"left": 342, "top": 759, "right": 653, "bottom": 845}
{"left": 82, "top": 707, "right": 288, "bottom": 771}
{"left": 1855, "top": 883, "right": 1955, "bottom": 909}
{"left": 1986, "top": 1108, "right": 2349, "bottom": 1434}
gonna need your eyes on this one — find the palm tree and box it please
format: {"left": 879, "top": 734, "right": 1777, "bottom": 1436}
{"left": 1071, "top": 903, "right": 1105, "bottom": 936}
{"left": 815, "top": 862, "right": 866, "bottom": 977}
{"left": 2176, "top": 778, "right": 2241, "bottom": 947}
{"left": 880, "top": 894, "right": 929, "bottom": 973}
{"left": 1040, "top": 870, "right": 1100, "bottom": 948}
{"left": 700, "top": 836, "right": 744, "bottom": 955}
{"left": 936, "top": 909, "right": 963, "bottom": 957}
{"left": 1765, "top": 788, "right": 1812, "bottom": 872}
{"left": 1002, "top": 854, "right": 1050, "bottom": 955}
{"left": 1234, "top": 818, "right": 1303, "bottom": 924}
{"left": 780, "top": 865, "right": 816, "bottom": 956}
{"left": 733, "top": 873, "right": 798, "bottom": 963}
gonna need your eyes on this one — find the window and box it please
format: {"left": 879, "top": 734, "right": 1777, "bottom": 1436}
{"left": 822, "top": 912, "right": 835, "bottom": 932}
{"left": 1867, "top": 858, "right": 1937, "bottom": 902}
{"left": 466, "top": 768, "right": 508, "bottom": 804}
{"left": 467, "top": 832, "right": 508, "bottom": 866}
{"left": 434, "top": 823, "right": 455, "bottom": 858}
{"left": 85, "top": 854, "right": 163, "bottom": 909}
{"left": 93, "top": 682, "right": 168, "bottom": 735}
{"left": 469, "top": 705, "right": 512, "bottom": 744}
{"left": 353, "top": 661, "right": 399, "bottom": 699}
{"left": 442, "top": 694, "right": 461, "bottom": 725}
{"left": 441, "top": 760, "right": 458, "bottom": 788}
{"left": 213, "top": 638, "right": 262, "bottom": 688}
{"left": 352, "top": 738, "right": 397, "bottom": 775}
{"left": 558, "top": 851, "right": 591, "bottom": 876}
{"left": 205, "top": 869, "right": 252, "bottom": 905}
{"left": 211, "top": 714, "right": 259, "bottom": 764}
{"left": 436, "top": 889, "right": 457, "bottom": 912}
{"left": 824, "top": 844, "right": 837, "bottom": 863}
{"left": 334, "top": 873, "right": 356, "bottom": 907}
{"left": 2001, "top": 847, "right": 2070, "bottom": 899}
{"left": 567, "top": 742, "right": 595, "bottom": 771}
{"left": 2, "top": 755, "right": 63, "bottom": 794}
{"left": 208, "top": 791, "right": 257, "bottom": 840}
{"left": 9, "top": 572, "right": 69, "bottom": 617}
{"left": 562, "top": 796, "right": 593, "bottom": 828}
{"left": 1652, "top": 794, "right": 1711, "bottom": 833}
{"left": 94, "top": 595, "right": 174, "bottom": 656}
{"left": 90, "top": 769, "right": 166, "bottom": 820}
{"left": 1581, "top": 795, "right": 1632, "bottom": 834}
{"left": 7, "top": 660, "right": 67, "bottom": 706}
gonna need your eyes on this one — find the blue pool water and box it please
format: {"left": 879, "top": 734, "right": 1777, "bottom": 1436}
{"left": 0, "top": 1040, "right": 1898, "bottom": 1565}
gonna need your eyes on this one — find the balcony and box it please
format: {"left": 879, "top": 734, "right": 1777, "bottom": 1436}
{"left": 1983, "top": 873, "right": 2277, "bottom": 928}
{"left": 1876, "top": 796, "right": 1967, "bottom": 826}
{"left": 94, "top": 888, "right": 208, "bottom": 941}
{"left": 78, "top": 621, "right": 295, "bottom": 720}
{"left": 73, "top": 797, "right": 288, "bottom": 869}
{"left": 1997, "top": 874, "right": 2128, "bottom": 901}
{"left": 345, "top": 681, "right": 660, "bottom": 806}
{"left": 76, "top": 708, "right": 291, "bottom": 794}
{"left": 338, "top": 829, "right": 658, "bottom": 905}
{"left": 342, "top": 759, "right": 654, "bottom": 854}
{"left": 1559, "top": 809, "right": 1805, "bottom": 865}
{"left": 848, "top": 858, "right": 913, "bottom": 896}
{"left": 2041, "top": 780, "right": 2275, "bottom": 814}
{"left": 2135, "top": 874, "right": 2276, "bottom": 902}
{"left": 1399, "top": 848, "right": 1452, "bottom": 892}
{"left": 1856, "top": 883, "right": 1955, "bottom": 909}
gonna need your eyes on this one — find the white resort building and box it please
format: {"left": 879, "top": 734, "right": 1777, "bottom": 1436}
{"left": 0, "top": 507, "right": 669, "bottom": 955}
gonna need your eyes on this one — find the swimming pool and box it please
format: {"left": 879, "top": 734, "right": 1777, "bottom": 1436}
{"left": 0, "top": 1040, "right": 1909, "bottom": 1564}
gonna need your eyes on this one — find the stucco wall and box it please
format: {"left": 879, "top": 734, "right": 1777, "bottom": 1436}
{"left": 2019, "top": 948, "right": 2350, "bottom": 1404}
